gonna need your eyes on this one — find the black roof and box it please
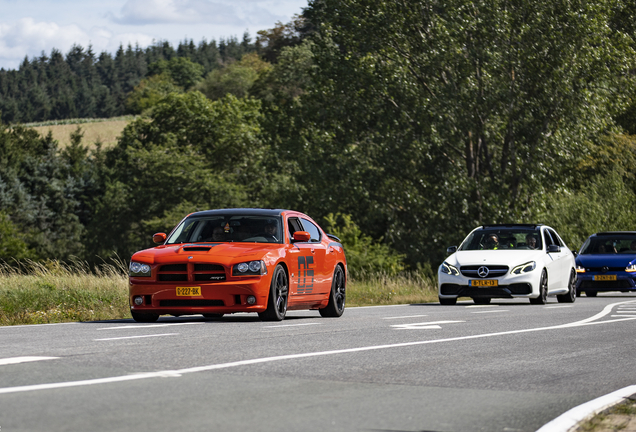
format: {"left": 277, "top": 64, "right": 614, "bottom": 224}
{"left": 188, "top": 208, "right": 287, "bottom": 218}
{"left": 481, "top": 224, "right": 543, "bottom": 229}
{"left": 593, "top": 231, "right": 636, "bottom": 236}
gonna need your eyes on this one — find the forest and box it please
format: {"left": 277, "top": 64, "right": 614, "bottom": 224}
{"left": 1, "top": 0, "right": 635, "bottom": 277}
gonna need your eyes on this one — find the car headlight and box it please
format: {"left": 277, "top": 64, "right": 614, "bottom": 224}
{"left": 511, "top": 261, "right": 536, "bottom": 275}
{"left": 626, "top": 264, "right": 636, "bottom": 273}
{"left": 233, "top": 260, "right": 267, "bottom": 276}
{"left": 129, "top": 261, "right": 151, "bottom": 277}
{"left": 440, "top": 262, "right": 460, "bottom": 276}
{"left": 576, "top": 265, "right": 586, "bottom": 273}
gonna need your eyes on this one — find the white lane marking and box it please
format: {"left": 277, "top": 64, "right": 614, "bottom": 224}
{"left": 471, "top": 310, "right": 509, "bottom": 314}
{"left": 97, "top": 323, "right": 203, "bottom": 330}
{"left": 465, "top": 305, "right": 498, "bottom": 308}
{"left": 0, "top": 357, "right": 59, "bottom": 366}
{"left": 391, "top": 320, "right": 464, "bottom": 330}
{"left": 545, "top": 305, "right": 575, "bottom": 309}
{"left": 2, "top": 300, "right": 635, "bottom": 396}
{"left": 262, "top": 323, "right": 321, "bottom": 329}
{"left": 383, "top": 315, "right": 429, "bottom": 320}
{"left": 536, "top": 384, "right": 636, "bottom": 432}
{"left": 94, "top": 333, "right": 178, "bottom": 341}
{"left": 559, "top": 299, "right": 636, "bottom": 327}
{"left": 0, "top": 322, "right": 78, "bottom": 329}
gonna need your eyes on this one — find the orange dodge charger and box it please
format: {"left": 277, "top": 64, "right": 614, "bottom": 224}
{"left": 129, "top": 208, "right": 347, "bottom": 322}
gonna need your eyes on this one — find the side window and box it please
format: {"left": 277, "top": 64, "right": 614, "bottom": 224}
{"left": 300, "top": 218, "right": 321, "bottom": 242}
{"left": 543, "top": 230, "right": 555, "bottom": 247}
{"left": 288, "top": 217, "right": 303, "bottom": 241}
{"left": 549, "top": 229, "right": 565, "bottom": 247}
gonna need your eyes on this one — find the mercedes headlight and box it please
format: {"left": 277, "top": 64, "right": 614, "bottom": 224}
{"left": 511, "top": 261, "right": 536, "bottom": 275}
{"left": 440, "top": 262, "right": 460, "bottom": 276}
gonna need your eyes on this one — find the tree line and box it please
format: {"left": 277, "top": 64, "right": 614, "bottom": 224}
{"left": 0, "top": 0, "right": 635, "bottom": 276}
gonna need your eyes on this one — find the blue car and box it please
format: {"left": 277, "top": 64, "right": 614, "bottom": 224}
{"left": 575, "top": 232, "right": 636, "bottom": 296}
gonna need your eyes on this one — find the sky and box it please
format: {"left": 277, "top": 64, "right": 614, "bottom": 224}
{"left": 0, "top": 0, "right": 309, "bottom": 70}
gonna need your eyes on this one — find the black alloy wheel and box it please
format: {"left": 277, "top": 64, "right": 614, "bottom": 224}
{"left": 320, "top": 265, "right": 346, "bottom": 317}
{"left": 557, "top": 270, "right": 576, "bottom": 303}
{"left": 530, "top": 270, "right": 548, "bottom": 305}
{"left": 259, "top": 265, "right": 288, "bottom": 321}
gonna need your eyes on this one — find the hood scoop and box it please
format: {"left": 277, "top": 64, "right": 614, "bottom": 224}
{"left": 181, "top": 243, "right": 219, "bottom": 252}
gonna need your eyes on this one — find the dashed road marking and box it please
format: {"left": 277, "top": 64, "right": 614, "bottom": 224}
{"left": 262, "top": 323, "right": 321, "bottom": 329}
{"left": 0, "top": 356, "right": 59, "bottom": 366}
{"left": 391, "top": 320, "right": 464, "bottom": 330}
{"left": 471, "top": 310, "right": 509, "bottom": 314}
{"left": 94, "top": 333, "right": 179, "bottom": 341}
{"left": 97, "top": 323, "right": 203, "bottom": 330}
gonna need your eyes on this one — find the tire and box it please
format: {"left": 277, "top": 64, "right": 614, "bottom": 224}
{"left": 319, "top": 265, "right": 346, "bottom": 317}
{"left": 530, "top": 270, "right": 548, "bottom": 305}
{"left": 202, "top": 313, "right": 224, "bottom": 319}
{"left": 585, "top": 291, "right": 598, "bottom": 297}
{"left": 130, "top": 310, "right": 159, "bottom": 323}
{"left": 439, "top": 297, "right": 457, "bottom": 305}
{"left": 258, "top": 265, "right": 288, "bottom": 321}
{"left": 557, "top": 270, "right": 576, "bottom": 303}
{"left": 473, "top": 297, "right": 491, "bottom": 305}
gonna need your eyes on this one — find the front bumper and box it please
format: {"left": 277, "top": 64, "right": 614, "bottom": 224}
{"left": 129, "top": 277, "right": 271, "bottom": 316}
{"left": 575, "top": 272, "right": 636, "bottom": 293}
{"left": 438, "top": 272, "right": 539, "bottom": 299}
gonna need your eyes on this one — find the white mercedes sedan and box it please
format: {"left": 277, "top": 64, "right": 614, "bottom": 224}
{"left": 438, "top": 224, "right": 576, "bottom": 305}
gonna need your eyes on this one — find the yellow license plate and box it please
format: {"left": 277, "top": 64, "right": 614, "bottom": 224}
{"left": 470, "top": 280, "right": 498, "bottom": 287}
{"left": 176, "top": 287, "right": 202, "bottom": 296}
{"left": 594, "top": 275, "right": 616, "bottom": 281}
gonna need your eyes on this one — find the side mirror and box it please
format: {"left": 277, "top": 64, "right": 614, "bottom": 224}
{"left": 153, "top": 232, "right": 167, "bottom": 244}
{"left": 447, "top": 246, "right": 458, "bottom": 254}
{"left": 547, "top": 244, "right": 561, "bottom": 253}
{"left": 292, "top": 231, "right": 311, "bottom": 242}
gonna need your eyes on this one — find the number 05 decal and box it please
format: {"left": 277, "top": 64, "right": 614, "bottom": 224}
{"left": 297, "top": 255, "right": 314, "bottom": 294}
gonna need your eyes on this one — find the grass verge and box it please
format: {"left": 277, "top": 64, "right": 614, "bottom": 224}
{"left": 575, "top": 399, "right": 636, "bottom": 432}
{"left": 0, "top": 260, "right": 130, "bottom": 326}
{"left": 0, "top": 263, "right": 438, "bottom": 326}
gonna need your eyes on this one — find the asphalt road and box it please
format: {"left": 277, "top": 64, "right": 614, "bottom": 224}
{"left": 1, "top": 294, "right": 636, "bottom": 432}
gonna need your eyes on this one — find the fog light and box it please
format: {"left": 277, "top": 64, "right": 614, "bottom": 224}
{"left": 133, "top": 296, "right": 144, "bottom": 306}
{"left": 247, "top": 295, "right": 256, "bottom": 305}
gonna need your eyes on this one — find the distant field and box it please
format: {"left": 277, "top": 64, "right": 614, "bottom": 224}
{"left": 28, "top": 116, "right": 134, "bottom": 149}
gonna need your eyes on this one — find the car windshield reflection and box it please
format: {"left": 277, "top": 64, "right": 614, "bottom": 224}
{"left": 166, "top": 215, "right": 283, "bottom": 244}
{"left": 579, "top": 234, "right": 636, "bottom": 255}
{"left": 459, "top": 229, "right": 543, "bottom": 251}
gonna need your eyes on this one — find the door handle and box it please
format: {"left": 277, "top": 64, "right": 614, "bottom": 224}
{"left": 311, "top": 248, "right": 315, "bottom": 254}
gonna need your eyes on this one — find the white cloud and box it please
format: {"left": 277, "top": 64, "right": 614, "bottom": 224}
{"left": 0, "top": 18, "right": 155, "bottom": 69}
{"left": 112, "top": 0, "right": 243, "bottom": 25}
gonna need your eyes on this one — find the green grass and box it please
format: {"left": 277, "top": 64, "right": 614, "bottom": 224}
{"left": 0, "top": 260, "right": 130, "bottom": 326}
{"left": 347, "top": 271, "right": 438, "bottom": 306}
{"left": 0, "top": 263, "right": 439, "bottom": 326}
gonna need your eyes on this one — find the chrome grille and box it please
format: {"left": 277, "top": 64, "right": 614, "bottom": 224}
{"left": 460, "top": 265, "right": 509, "bottom": 278}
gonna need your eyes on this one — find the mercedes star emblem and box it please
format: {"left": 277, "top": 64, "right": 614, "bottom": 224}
{"left": 477, "top": 266, "right": 489, "bottom": 277}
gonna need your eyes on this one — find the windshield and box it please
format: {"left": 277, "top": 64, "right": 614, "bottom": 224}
{"left": 459, "top": 228, "right": 543, "bottom": 251}
{"left": 580, "top": 234, "right": 636, "bottom": 254}
{"left": 166, "top": 215, "right": 283, "bottom": 244}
